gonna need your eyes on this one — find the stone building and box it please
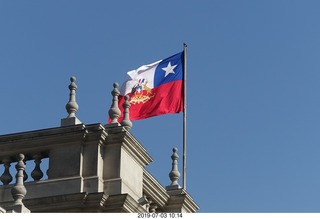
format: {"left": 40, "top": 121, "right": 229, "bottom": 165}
{"left": 0, "top": 77, "right": 198, "bottom": 213}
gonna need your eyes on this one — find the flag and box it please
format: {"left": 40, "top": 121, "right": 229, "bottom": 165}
{"left": 117, "top": 52, "right": 184, "bottom": 121}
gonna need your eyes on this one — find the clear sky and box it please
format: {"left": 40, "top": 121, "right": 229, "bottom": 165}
{"left": 1, "top": 0, "right": 320, "bottom": 213}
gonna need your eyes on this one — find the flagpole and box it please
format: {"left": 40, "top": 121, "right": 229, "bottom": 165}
{"left": 183, "top": 43, "right": 187, "bottom": 190}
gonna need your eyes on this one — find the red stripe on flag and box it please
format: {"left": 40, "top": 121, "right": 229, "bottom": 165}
{"left": 117, "top": 80, "right": 183, "bottom": 121}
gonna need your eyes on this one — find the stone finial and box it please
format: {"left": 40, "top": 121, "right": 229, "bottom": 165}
{"left": 61, "top": 76, "right": 82, "bottom": 126}
{"left": 11, "top": 154, "right": 27, "bottom": 205}
{"left": 66, "top": 76, "right": 79, "bottom": 118}
{"left": 108, "top": 82, "right": 121, "bottom": 124}
{"left": 6, "top": 153, "right": 30, "bottom": 213}
{"left": 120, "top": 95, "right": 132, "bottom": 130}
{"left": 166, "top": 148, "right": 181, "bottom": 190}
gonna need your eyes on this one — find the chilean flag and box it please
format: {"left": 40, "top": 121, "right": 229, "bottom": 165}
{"left": 117, "top": 52, "right": 184, "bottom": 121}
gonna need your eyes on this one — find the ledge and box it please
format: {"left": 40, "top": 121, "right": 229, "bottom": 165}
{"left": 143, "top": 170, "right": 169, "bottom": 209}
{"left": 0, "top": 176, "right": 83, "bottom": 202}
{"left": 0, "top": 124, "right": 87, "bottom": 161}
{"left": 165, "top": 188, "right": 199, "bottom": 213}
{"left": 104, "top": 126, "right": 153, "bottom": 167}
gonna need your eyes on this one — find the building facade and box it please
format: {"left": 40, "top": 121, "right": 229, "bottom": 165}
{"left": 0, "top": 77, "right": 198, "bottom": 213}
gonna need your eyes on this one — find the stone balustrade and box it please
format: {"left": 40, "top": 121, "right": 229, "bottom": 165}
{"left": 0, "top": 124, "right": 89, "bottom": 203}
{"left": 0, "top": 154, "right": 48, "bottom": 186}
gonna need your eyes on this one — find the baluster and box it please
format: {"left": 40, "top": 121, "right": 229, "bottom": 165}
{"left": 31, "top": 154, "right": 43, "bottom": 181}
{"left": 1, "top": 158, "right": 13, "bottom": 185}
{"left": 23, "top": 160, "right": 28, "bottom": 182}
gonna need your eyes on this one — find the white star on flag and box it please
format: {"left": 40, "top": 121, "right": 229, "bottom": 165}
{"left": 162, "top": 62, "right": 177, "bottom": 77}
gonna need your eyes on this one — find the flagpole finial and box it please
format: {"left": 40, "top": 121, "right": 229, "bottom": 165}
{"left": 166, "top": 147, "right": 181, "bottom": 190}
{"left": 108, "top": 82, "right": 121, "bottom": 124}
{"left": 121, "top": 95, "right": 132, "bottom": 130}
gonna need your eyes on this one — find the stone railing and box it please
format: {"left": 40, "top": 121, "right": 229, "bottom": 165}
{"left": 0, "top": 154, "right": 48, "bottom": 186}
{"left": 0, "top": 124, "right": 88, "bottom": 203}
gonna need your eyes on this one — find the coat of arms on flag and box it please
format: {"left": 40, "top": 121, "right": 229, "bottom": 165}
{"left": 129, "top": 79, "right": 155, "bottom": 104}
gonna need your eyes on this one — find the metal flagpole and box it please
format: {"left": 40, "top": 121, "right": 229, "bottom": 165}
{"left": 183, "top": 43, "right": 187, "bottom": 190}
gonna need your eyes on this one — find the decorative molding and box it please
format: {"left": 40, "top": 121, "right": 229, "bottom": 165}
{"left": 143, "top": 170, "right": 169, "bottom": 209}
{"left": 105, "top": 126, "right": 153, "bottom": 167}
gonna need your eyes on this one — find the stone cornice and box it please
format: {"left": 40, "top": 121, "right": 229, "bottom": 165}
{"left": 18, "top": 192, "right": 108, "bottom": 212}
{"left": 165, "top": 189, "right": 199, "bottom": 213}
{"left": 83, "top": 123, "right": 108, "bottom": 144}
{"left": 103, "top": 194, "right": 146, "bottom": 212}
{"left": 0, "top": 124, "right": 86, "bottom": 143}
{"left": 143, "top": 170, "right": 169, "bottom": 208}
{"left": 1, "top": 192, "right": 145, "bottom": 213}
{"left": 105, "top": 126, "right": 153, "bottom": 167}
{"left": 0, "top": 124, "right": 87, "bottom": 161}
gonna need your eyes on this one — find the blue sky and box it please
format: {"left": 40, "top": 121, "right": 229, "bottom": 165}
{"left": 1, "top": 0, "right": 320, "bottom": 213}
